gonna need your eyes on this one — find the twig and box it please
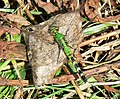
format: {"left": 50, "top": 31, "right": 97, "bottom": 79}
{"left": 14, "top": 87, "right": 24, "bottom": 99}
{"left": 0, "top": 76, "right": 29, "bottom": 86}
{"left": 83, "top": 62, "right": 120, "bottom": 76}
{"left": 63, "top": 65, "right": 85, "bottom": 99}
{"left": 11, "top": 60, "right": 25, "bottom": 99}
{"left": 16, "top": 0, "right": 37, "bottom": 24}
{"left": 79, "top": 29, "right": 120, "bottom": 47}
{"left": 83, "top": 53, "right": 120, "bottom": 69}
{"left": 11, "top": 60, "right": 22, "bottom": 79}
{"left": 92, "top": 81, "right": 120, "bottom": 86}
{"left": 94, "top": 75, "right": 120, "bottom": 93}
{"left": 81, "top": 39, "right": 120, "bottom": 57}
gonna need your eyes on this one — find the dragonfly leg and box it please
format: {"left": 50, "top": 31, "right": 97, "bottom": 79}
{"left": 64, "top": 28, "right": 69, "bottom": 36}
{"left": 57, "top": 47, "right": 62, "bottom": 63}
{"left": 49, "top": 40, "right": 56, "bottom": 45}
{"left": 67, "top": 44, "right": 74, "bottom": 49}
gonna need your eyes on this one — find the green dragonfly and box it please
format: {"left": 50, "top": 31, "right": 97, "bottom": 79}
{"left": 50, "top": 26, "right": 87, "bottom": 83}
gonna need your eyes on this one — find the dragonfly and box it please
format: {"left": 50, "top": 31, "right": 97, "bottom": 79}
{"left": 49, "top": 26, "right": 87, "bottom": 83}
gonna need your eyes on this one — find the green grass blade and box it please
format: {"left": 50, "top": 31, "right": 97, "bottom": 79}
{"left": 83, "top": 22, "right": 120, "bottom": 36}
{"left": 0, "top": 60, "right": 11, "bottom": 71}
{"left": 5, "top": 32, "right": 11, "bottom": 41}
{"left": 42, "top": 85, "right": 72, "bottom": 99}
{"left": 0, "top": 8, "right": 42, "bottom": 15}
{"left": 11, "top": 34, "right": 21, "bottom": 43}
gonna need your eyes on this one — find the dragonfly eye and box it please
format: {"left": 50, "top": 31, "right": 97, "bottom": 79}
{"left": 49, "top": 26, "right": 59, "bottom": 36}
{"left": 53, "top": 26, "right": 59, "bottom": 31}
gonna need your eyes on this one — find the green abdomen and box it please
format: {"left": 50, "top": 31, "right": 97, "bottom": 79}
{"left": 60, "top": 39, "right": 73, "bottom": 59}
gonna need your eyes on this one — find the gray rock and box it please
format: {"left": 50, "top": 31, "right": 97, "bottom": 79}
{"left": 22, "top": 10, "right": 83, "bottom": 86}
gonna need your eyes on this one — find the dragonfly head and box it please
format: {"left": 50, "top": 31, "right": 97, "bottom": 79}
{"left": 49, "top": 26, "right": 59, "bottom": 36}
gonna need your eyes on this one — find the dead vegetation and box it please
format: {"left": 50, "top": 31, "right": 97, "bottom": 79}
{"left": 0, "top": 0, "right": 120, "bottom": 98}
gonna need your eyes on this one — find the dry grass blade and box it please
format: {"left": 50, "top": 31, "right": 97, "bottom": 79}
{"left": 0, "top": 0, "right": 120, "bottom": 98}
{"left": 16, "top": 0, "right": 37, "bottom": 24}
{"left": 94, "top": 76, "right": 120, "bottom": 93}
{"left": 63, "top": 65, "right": 85, "bottom": 99}
{"left": 79, "top": 29, "right": 120, "bottom": 47}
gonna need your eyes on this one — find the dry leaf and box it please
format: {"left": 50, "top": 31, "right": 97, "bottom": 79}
{"left": 0, "top": 25, "right": 20, "bottom": 36}
{"left": 0, "top": 25, "right": 6, "bottom": 36}
{"left": 1, "top": 13, "right": 31, "bottom": 26}
{"left": 0, "top": 76, "right": 28, "bottom": 86}
{"left": 6, "top": 14, "right": 31, "bottom": 26}
{"left": 49, "top": 74, "right": 79, "bottom": 84}
{"left": 0, "top": 41, "right": 26, "bottom": 60}
{"left": 35, "top": 0, "right": 58, "bottom": 13}
{"left": 56, "top": 0, "right": 79, "bottom": 11}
